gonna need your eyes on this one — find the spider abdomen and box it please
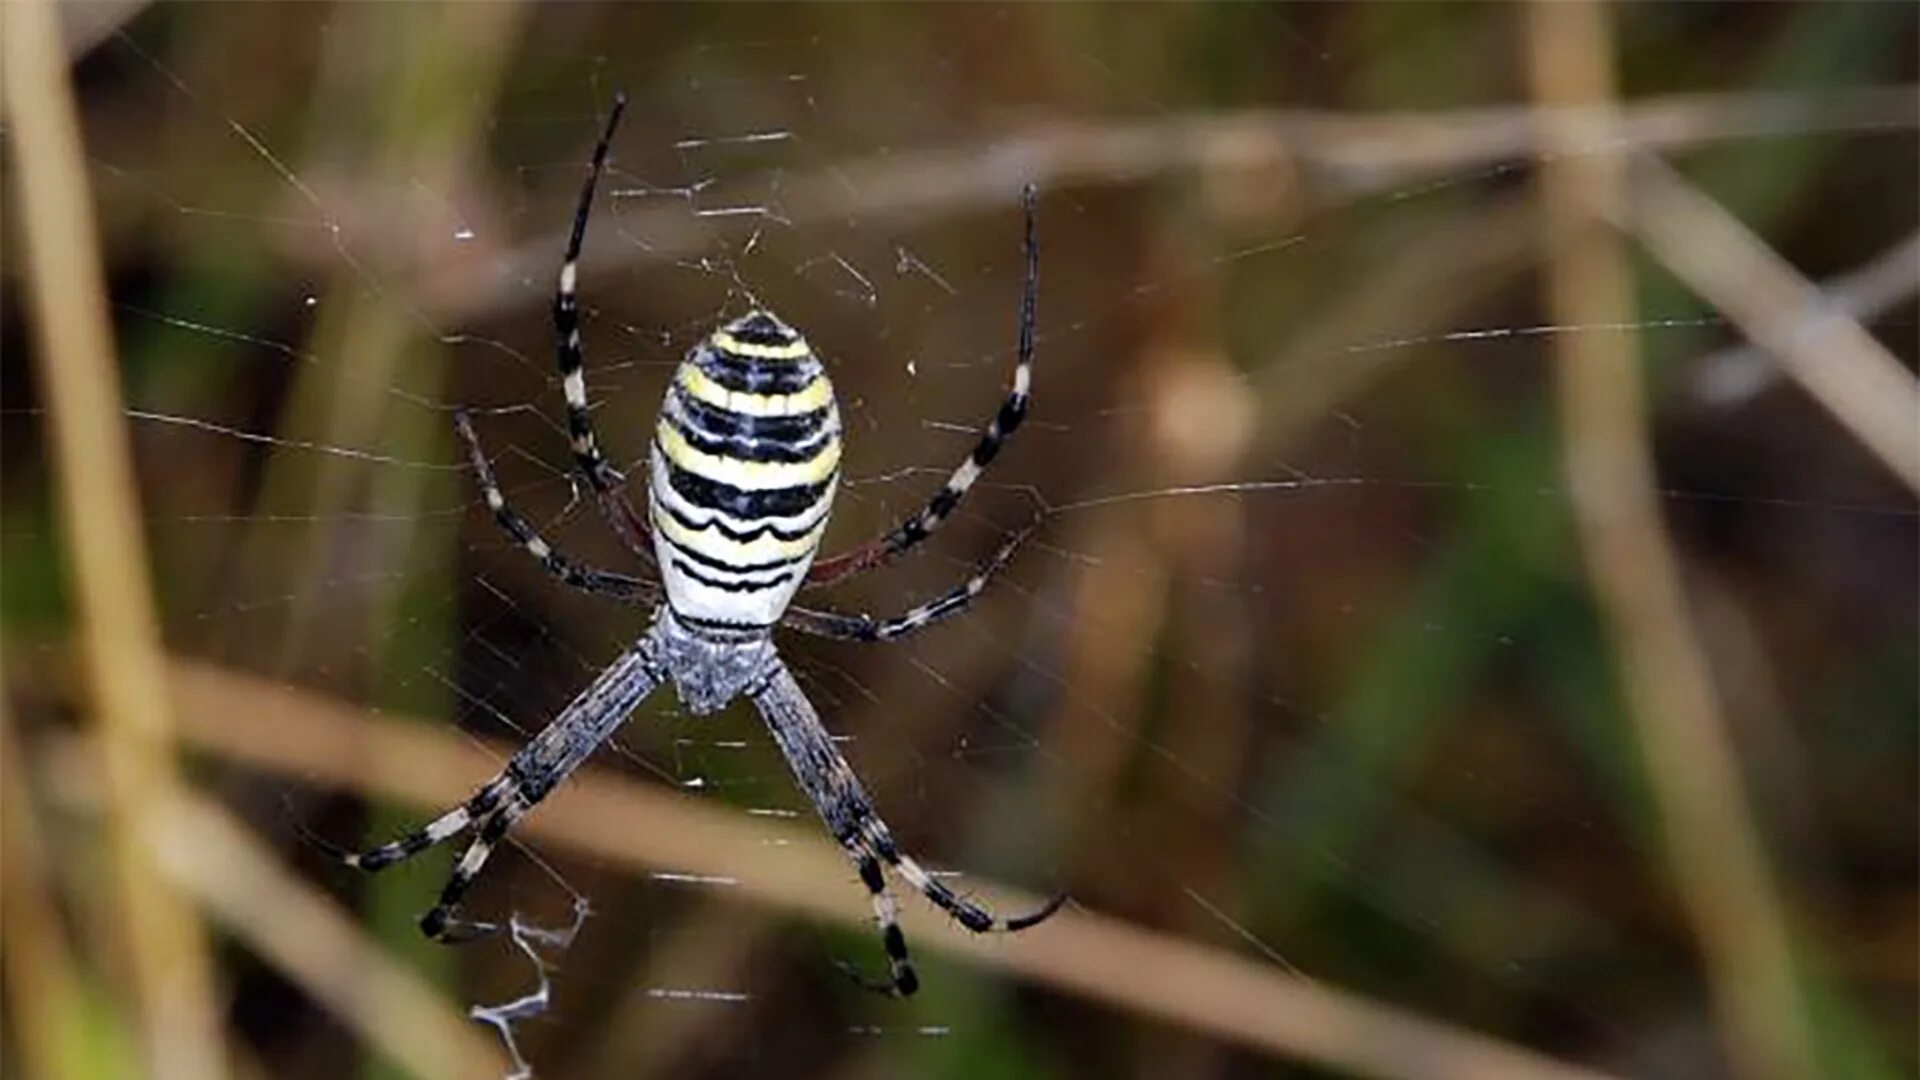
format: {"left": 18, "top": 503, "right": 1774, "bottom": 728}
{"left": 648, "top": 310, "right": 841, "bottom": 629}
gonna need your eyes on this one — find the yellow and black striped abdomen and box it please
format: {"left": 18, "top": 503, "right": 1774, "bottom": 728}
{"left": 648, "top": 310, "right": 841, "bottom": 629}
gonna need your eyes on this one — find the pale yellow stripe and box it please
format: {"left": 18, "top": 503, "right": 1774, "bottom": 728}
{"left": 677, "top": 364, "right": 833, "bottom": 417}
{"left": 651, "top": 498, "right": 826, "bottom": 565}
{"left": 712, "top": 329, "right": 812, "bottom": 361}
{"left": 655, "top": 418, "right": 842, "bottom": 491}
{"left": 649, "top": 452, "right": 836, "bottom": 533}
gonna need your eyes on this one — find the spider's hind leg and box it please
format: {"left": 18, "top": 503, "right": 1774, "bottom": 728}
{"left": 417, "top": 802, "right": 525, "bottom": 942}
{"left": 344, "top": 641, "right": 666, "bottom": 942}
{"left": 837, "top": 847, "right": 920, "bottom": 998}
{"left": 340, "top": 775, "right": 512, "bottom": 872}
{"left": 749, "top": 658, "right": 1064, "bottom": 998}
{"left": 863, "top": 820, "right": 1067, "bottom": 934}
{"left": 344, "top": 783, "right": 537, "bottom": 943}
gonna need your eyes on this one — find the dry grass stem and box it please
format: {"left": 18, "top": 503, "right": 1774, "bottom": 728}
{"left": 425, "top": 86, "right": 1916, "bottom": 322}
{"left": 3, "top": 1, "right": 228, "bottom": 1075}
{"left": 239, "top": 1, "right": 524, "bottom": 671}
{"left": 0, "top": 698, "right": 104, "bottom": 1080}
{"left": 1525, "top": 5, "right": 1818, "bottom": 1080}
{"left": 17, "top": 7, "right": 1908, "bottom": 1077}
{"left": 146, "top": 794, "right": 512, "bottom": 1080}
{"left": 1692, "top": 229, "right": 1920, "bottom": 408}
{"left": 55, "top": 0, "right": 151, "bottom": 58}
{"left": 137, "top": 656, "right": 1627, "bottom": 1080}
{"left": 1623, "top": 155, "right": 1919, "bottom": 491}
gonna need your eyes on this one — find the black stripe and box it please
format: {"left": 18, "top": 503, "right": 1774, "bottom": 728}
{"left": 505, "top": 759, "right": 558, "bottom": 805}
{"left": 672, "top": 608, "right": 777, "bottom": 632}
{"left": 665, "top": 391, "right": 836, "bottom": 465}
{"left": 477, "top": 810, "right": 513, "bottom": 844}
{"left": 653, "top": 492, "right": 824, "bottom": 544}
{"left": 666, "top": 419, "right": 835, "bottom": 466}
{"left": 662, "top": 454, "right": 833, "bottom": 521}
{"left": 947, "top": 898, "right": 993, "bottom": 933}
{"left": 1004, "top": 893, "right": 1068, "bottom": 931}
{"left": 671, "top": 385, "right": 833, "bottom": 446}
{"left": 695, "top": 342, "right": 822, "bottom": 395}
{"left": 725, "top": 311, "right": 800, "bottom": 346}
{"left": 554, "top": 293, "right": 582, "bottom": 376}
{"left": 657, "top": 527, "right": 812, "bottom": 576}
{"left": 567, "top": 406, "right": 594, "bottom": 444}
{"left": 667, "top": 555, "right": 798, "bottom": 594}
{"left": 959, "top": 393, "right": 1027, "bottom": 473}
{"left": 927, "top": 485, "right": 962, "bottom": 522}
{"left": 993, "top": 392, "right": 1030, "bottom": 440}
{"left": 465, "top": 782, "right": 506, "bottom": 818}
{"left": 492, "top": 506, "right": 535, "bottom": 544}
{"left": 357, "top": 831, "right": 431, "bottom": 871}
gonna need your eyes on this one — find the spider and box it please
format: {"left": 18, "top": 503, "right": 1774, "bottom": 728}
{"left": 343, "top": 93, "right": 1061, "bottom": 998}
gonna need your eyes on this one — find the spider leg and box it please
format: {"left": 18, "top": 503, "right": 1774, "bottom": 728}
{"left": 344, "top": 642, "right": 665, "bottom": 940}
{"left": 832, "top": 848, "right": 921, "bottom": 997}
{"left": 553, "top": 91, "right": 655, "bottom": 562}
{"left": 455, "top": 408, "right": 656, "bottom": 604}
{"left": 340, "top": 779, "right": 509, "bottom": 872}
{"left": 804, "top": 183, "right": 1038, "bottom": 589}
{"left": 863, "top": 820, "right": 1066, "bottom": 933}
{"left": 750, "top": 659, "right": 1061, "bottom": 998}
{"left": 417, "top": 803, "right": 520, "bottom": 941}
{"left": 782, "top": 518, "right": 1034, "bottom": 643}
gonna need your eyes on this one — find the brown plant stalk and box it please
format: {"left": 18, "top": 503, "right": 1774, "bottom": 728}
{"left": 3, "top": 1, "right": 229, "bottom": 1075}
{"left": 1524, "top": 5, "right": 1819, "bottom": 1079}
{"left": 132, "top": 655, "right": 1626, "bottom": 1080}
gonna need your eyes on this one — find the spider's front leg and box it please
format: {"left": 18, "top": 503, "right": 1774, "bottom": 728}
{"left": 454, "top": 408, "right": 656, "bottom": 604}
{"left": 804, "top": 183, "right": 1040, "bottom": 590}
{"left": 551, "top": 90, "right": 654, "bottom": 562}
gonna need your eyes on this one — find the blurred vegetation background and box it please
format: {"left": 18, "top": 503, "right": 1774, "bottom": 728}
{"left": 3, "top": 3, "right": 1915, "bottom": 1079}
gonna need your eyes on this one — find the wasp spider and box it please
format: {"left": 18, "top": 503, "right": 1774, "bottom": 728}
{"left": 344, "top": 94, "right": 1061, "bottom": 997}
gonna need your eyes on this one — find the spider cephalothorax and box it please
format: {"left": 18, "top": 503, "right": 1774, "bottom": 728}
{"left": 344, "top": 93, "right": 1059, "bottom": 998}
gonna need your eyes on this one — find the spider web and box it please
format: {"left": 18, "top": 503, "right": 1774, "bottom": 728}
{"left": 4, "top": 4, "right": 1916, "bottom": 1079}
